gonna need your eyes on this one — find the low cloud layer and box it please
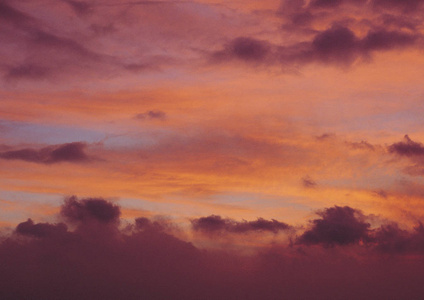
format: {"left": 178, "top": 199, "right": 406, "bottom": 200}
{"left": 1, "top": 197, "right": 424, "bottom": 299}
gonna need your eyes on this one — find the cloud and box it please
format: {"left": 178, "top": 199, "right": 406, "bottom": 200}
{"left": 302, "top": 176, "right": 317, "bottom": 188}
{"left": 388, "top": 135, "right": 424, "bottom": 156}
{"left": 1, "top": 199, "right": 424, "bottom": 299}
{"left": 60, "top": 196, "right": 121, "bottom": 224}
{"left": 135, "top": 110, "right": 166, "bottom": 120}
{"left": 0, "top": 0, "right": 36, "bottom": 30}
{"left": 212, "top": 37, "right": 272, "bottom": 63}
{"left": 64, "top": 0, "right": 93, "bottom": 15}
{"left": 0, "top": 142, "right": 91, "bottom": 164}
{"left": 191, "top": 215, "right": 291, "bottom": 234}
{"left": 212, "top": 26, "right": 419, "bottom": 68}
{"left": 297, "top": 26, "right": 418, "bottom": 65}
{"left": 297, "top": 206, "right": 370, "bottom": 246}
{"left": 16, "top": 218, "right": 68, "bottom": 238}
{"left": 371, "top": 222, "right": 424, "bottom": 254}
{"left": 373, "top": 0, "right": 424, "bottom": 12}
{"left": 347, "top": 140, "right": 375, "bottom": 151}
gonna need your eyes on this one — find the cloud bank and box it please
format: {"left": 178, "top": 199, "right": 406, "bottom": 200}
{"left": 1, "top": 197, "right": 424, "bottom": 299}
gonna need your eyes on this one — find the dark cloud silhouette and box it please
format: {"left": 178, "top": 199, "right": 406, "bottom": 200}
{"left": 302, "top": 26, "right": 418, "bottom": 65}
{"left": 135, "top": 110, "right": 166, "bottom": 120}
{"left": 302, "top": 176, "right": 317, "bottom": 188}
{"left": 0, "top": 142, "right": 90, "bottom": 164}
{"left": 16, "top": 219, "right": 68, "bottom": 238}
{"left": 388, "top": 135, "right": 424, "bottom": 156}
{"left": 362, "top": 29, "right": 418, "bottom": 51}
{"left": 213, "top": 26, "right": 419, "bottom": 67}
{"left": 1, "top": 199, "right": 424, "bottom": 299}
{"left": 310, "top": 26, "right": 359, "bottom": 64}
{"left": 297, "top": 206, "right": 370, "bottom": 246}
{"left": 191, "top": 215, "right": 290, "bottom": 234}
{"left": 372, "top": 222, "right": 424, "bottom": 253}
{"left": 60, "top": 196, "right": 121, "bottom": 224}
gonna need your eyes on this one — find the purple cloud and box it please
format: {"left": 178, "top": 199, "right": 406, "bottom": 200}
{"left": 60, "top": 196, "right": 121, "bottom": 224}
{"left": 388, "top": 135, "right": 424, "bottom": 156}
{"left": 1, "top": 199, "right": 424, "bottom": 299}
{"left": 297, "top": 206, "right": 370, "bottom": 246}
{"left": 0, "top": 142, "right": 90, "bottom": 164}
{"left": 191, "top": 215, "right": 291, "bottom": 234}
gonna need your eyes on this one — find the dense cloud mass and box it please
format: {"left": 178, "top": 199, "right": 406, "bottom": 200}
{"left": 1, "top": 197, "right": 424, "bottom": 299}
{"left": 214, "top": 26, "right": 419, "bottom": 67}
{"left": 388, "top": 135, "right": 424, "bottom": 156}
{"left": 297, "top": 206, "right": 370, "bottom": 246}
{"left": 1, "top": 0, "right": 423, "bottom": 84}
{"left": 191, "top": 215, "right": 291, "bottom": 234}
{"left": 0, "top": 142, "right": 90, "bottom": 164}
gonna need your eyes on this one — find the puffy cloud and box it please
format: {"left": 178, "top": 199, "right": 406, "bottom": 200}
{"left": 297, "top": 206, "right": 370, "bottom": 246}
{"left": 0, "top": 142, "right": 90, "bottom": 164}
{"left": 60, "top": 196, "right": 121, "bottom": 224}
{"left": 191, "top": 215, "right": 291, "bottom": 234}
{"left": 213, "top": 26, "right": 419, "bottom": 67}
{"left": 16, "top": 219, "right": 68, "bottom": 238}
{"left": 1, "top": 199, "right": 424, "bottom": 299}
{"left": 388, "top": 135, "right": 424, "bottom": 156}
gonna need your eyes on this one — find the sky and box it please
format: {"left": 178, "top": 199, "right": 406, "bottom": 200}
{"left": 1, "top": 0, "right": 424, "bottom": 298}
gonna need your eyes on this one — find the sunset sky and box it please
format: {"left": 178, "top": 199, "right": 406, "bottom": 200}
{"left": 1, "top": 0, "right": 424, "bottom": 298}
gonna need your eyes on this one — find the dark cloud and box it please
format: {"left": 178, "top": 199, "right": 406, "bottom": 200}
{"left": 1, "top": 199, "right": 424, "bottom": 299}
{"left": 0, "top": 1, "right": 128, "bottom": 83}
{"left": 297, "top": 206, "right": 370, "bottom": 246}
{"left": 310, "top": 26, "right": 358, "bottom": 64}
{"left": 0, "top": 142, "right": 90, "bottom": 164}
{"left": 191, "top": 215, "right": 290, "bottom": 234}
{"left": 135, "top": 110, "right": 166, "bottom": 120}
{"left": 301, "top": 26, "right": 418, "bottom": 65}
{"left": 16, "top": 219, "right": 68, "bottom": 238}
{"left": 388, "top": 135, "right": 424, "bottom": 156}
{"left": 214, "top": 25, "right": 419, "bottom": 68}
{"left": 362, "top": 29, "right": 418, "bottom": 51}
{"left": 0, "top": 0, "right": 36, "bottom": 30}
{"left": 60, "top": 196, "right": 121, "bottom": 224}
{"left": 302, "top": 176, "right": 317, "bottom": 188}
{"left": 372, "top": 222, "right": 424, "bottom": 254}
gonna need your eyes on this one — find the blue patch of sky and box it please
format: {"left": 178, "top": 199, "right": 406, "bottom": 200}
{"left": 0, "top": 119, "right": 106, "bottom": 145}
